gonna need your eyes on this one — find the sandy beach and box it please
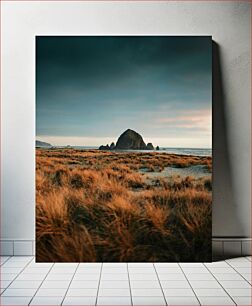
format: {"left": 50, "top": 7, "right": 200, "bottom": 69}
{"left": 140, "top": 164, "right": 211, "bottom": 180}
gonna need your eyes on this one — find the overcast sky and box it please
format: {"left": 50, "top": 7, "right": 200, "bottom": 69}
{"left": 36, "top": 36, "right": 212, "bottom": 148}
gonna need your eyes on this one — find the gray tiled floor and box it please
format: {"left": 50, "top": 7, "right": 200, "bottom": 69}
{"left": 0, "top": 256, "right": 251, "bottom": 305}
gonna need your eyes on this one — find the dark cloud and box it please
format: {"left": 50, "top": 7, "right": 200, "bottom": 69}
{"left": 36, "top": 36, "right": 212, "bottom": 144}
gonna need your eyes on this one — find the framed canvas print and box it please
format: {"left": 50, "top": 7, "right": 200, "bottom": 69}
{"left": 36, "top": 36, "right": 212, "bottom": 262}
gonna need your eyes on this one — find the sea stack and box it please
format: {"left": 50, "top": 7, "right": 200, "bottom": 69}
{"left": 146, "top": 143, "right": 154, "bottom": 150}
{"left": 110, "top": 142, "right": 115, "bottom": 150}
{"left": 115, "top": 129, "right": 147, "bottom": 150}
{"left": 99, "top": 144, "right": 110, "bottom": 150}
{"left": 99, "top": 129, "right": 158, "bottom": 151}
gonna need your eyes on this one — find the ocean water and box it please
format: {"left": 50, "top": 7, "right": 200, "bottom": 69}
{"left": 159, "top": 147, "right": 212, "bottom": 157}
{"left": 69, "top": 146, "right": 212, "bottom": 157}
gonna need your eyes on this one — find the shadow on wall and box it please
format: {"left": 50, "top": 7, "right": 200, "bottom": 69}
{"left": 212, "top": 41, "right": 244, "bottom": 240}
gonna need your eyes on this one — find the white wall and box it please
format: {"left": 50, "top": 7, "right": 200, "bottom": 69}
{"left": 1, "top": 1, "right": 251, "bottom": 240}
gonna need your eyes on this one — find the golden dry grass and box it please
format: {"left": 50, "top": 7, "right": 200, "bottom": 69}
{"left": 36, "top": 149, "right": 212, "bottom": 262}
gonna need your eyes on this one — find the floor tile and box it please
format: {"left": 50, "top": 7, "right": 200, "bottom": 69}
{"left": 189, "top": 280, "right": 221, "bottom": 288}
{"left": 46, "top": 273, "right": 73, "bottom": 281}
{"left": 1, "top": 274, "right": 17, "bottom": 281}
{"left": 102, "top": 263, "right": 126, "bottom": 267}
{"left": 97, "top": 296, "right": 131, "bottom": 305}
{"left": 0, "top": 296, "right": 32, "bottom": 305}
{"left": 186, "top": 273, "right": 215, "bottom": 281}
{"left": 158, "top": 273, "right": 186, "bottom": 281}
{"left": 128, "top": 267, "right": 155, "bottom": 274}
{"left": 27, "top": 262, "right": 53, "bottom": 268}
{"left": 0, "top": 280, "right": 12, "bottom": 289}
{"left": 232, "top": 296, "right": 252, "bottom": 305}
{"left": 180, "top": 263, "right": 205, "bottom": 267}
{"left": 62, "top": 296, "right": 96, "bottom": 305}
{"left": 130, "top": 280, "right": 160, "bottom": 288}
{"left": 67, "top": 288, "right": 98, "bottom": 296}
{"left": 131, "top": 288, "right": 163, "bottom": 296}
{"left": 225, "top": 288, "right": 252, "bottom": 296}
{"left": 219, "top": 280, "right": 252, "bottom": 288}
{"left": 128, "top": 263, "right": 153, "bottom": 268}
{"left": 155, "top": 267, "right": 182, "bottom": 274}
{"left": 74, "top": 274, "right": 100, "bottom": 281}
{"left": 165, "top": 296, "right": 200, "bottom": 305}
{"left": 8, "top": 280, "right": 42, "bottom": 289}
{"left": 132, "top": 296, "right": 166, "bottom": 305}
{"left": 30, "top": 296, "right": 64, "bottom": 305}
{"left": 228, "top": 261, "right": 252, "bottom": 268}
{"left": 8, "top": 256, "right": 33, "bottom": 262}
{"left": 182, "top": 266, "right": 209, "bottom": 274}
{"left": 155, "top": 263, "right": 179, "bottom": 267}
{"left": 214, "top": 273, "right": 245, "bottom": 281}
{"left": 101, "top": 274, "right": 128, "bottom": 281}
{"left": 40, "top": 280, "right": 71, "bottom": 288}
{"left": 1, "top": 256, "right": 251, "bottom": 306}
{"left": 50, "top": 268, "right": 77, "bottom": 274}
{"left": 208, "top": 267, "right": 236, "bottom": 274}
{"left": 22, "top": 267, "right": 50, "bottom": 274}
{"left": 194, "top": 288, "right": 228, "bottom": 296}
{"left": 3, "top": 261, "right": 28, "bottom": 268}
{"left": 2, "top": 288, "right": 37, "bottom": 296}
{"left": 70, "top": 280, "right": 99, "bottom": 288}
{"left": 0, "top": 256, "right": 10, "bottom": 264}
{"left": 102, "top": 267, "right": 128, "bottom": 273}
{"left": 16, "top": 273, "right": 46, "bottom": 281}
{"left": 76, "top": 267, "right": 101, "bottom": 274}
{"left": 241, "top": 273, "right": 252, "bottom": 283}
{"left": 1, "top": 267, "right": 23, "bottom": 274}
{"left": 198, "top": 296, "right": 235, "bottom": 305}
{"left": 98, "top": 288, "right": 130, "bottom": 296}
{"left": 75, "top": 270, "right": 101, "bottom": 275}
{"left": 235, "top": 267, "right": 252, "bottom": 274}
{"left": 205, "top": 261, "right": 230, "bottom": 267}
{"left": 53, "top": 263, "right": 78, "bottom": 267}
{"left": 163, "top": 288, "right": 195, "bottom": 296}
{"left": 36, "top": 287, "right": 67, "bottom": 296}
{"left": 227, "top": 257, "right": 250, "bottom": 263}
{"left": 99, "top": 281, "right": 129, "bottom": 289}
{"left": 160, "top": 280, "right": 191, "bottom": 288}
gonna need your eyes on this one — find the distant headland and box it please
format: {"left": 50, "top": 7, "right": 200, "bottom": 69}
{"left": 36, "top": 140, "right": 52, "bottom": 148}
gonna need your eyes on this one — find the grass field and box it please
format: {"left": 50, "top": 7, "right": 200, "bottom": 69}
{"left": 36, "top": 149, "right": 212, "bottom": 262}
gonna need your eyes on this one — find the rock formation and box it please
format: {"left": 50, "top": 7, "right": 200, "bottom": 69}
{"left": 99, "top": 144, "right": 110, "bottom": 150}
{"left": 36, "top": 140, "right": 52, "bottom": 147}
{"left": 115, "top": 129, "right": 147, "bottom": 150}
{"left": 99, "top": 129, "right": 158, "bottom": 151}
{"left": 156, "top": 146, "right": 160, "bottom": 150}
{"left": 146, "top": 143, "right": 154, "bottom": 150}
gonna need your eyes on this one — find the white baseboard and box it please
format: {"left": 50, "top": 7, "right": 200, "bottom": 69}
{"left": 0, "top": 238, "right": 251, "bottom": 258}
{"left": 212, "top": 237, "right": 251, "bottom": 259}
{"left": 0, "top": 240, "right": 35, "bottom": 256}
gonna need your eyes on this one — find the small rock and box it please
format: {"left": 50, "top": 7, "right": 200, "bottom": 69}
{"left": 146, "top": 143, "right": 154, "bottom": 150}
{"left": 99, "top": 144, "right": 110, "bottom": 150}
